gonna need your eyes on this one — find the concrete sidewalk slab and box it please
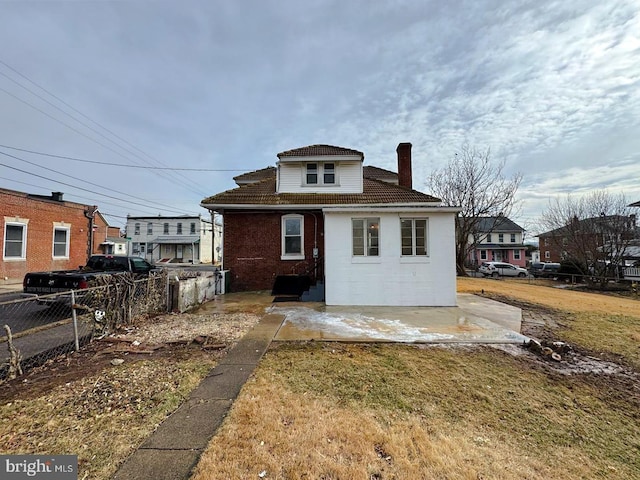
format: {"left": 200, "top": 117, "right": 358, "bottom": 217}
{"left": 113, "top": 313, "right": 285, "bottom": 480}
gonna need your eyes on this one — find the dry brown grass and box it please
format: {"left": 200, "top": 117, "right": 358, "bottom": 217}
{"left": 457, "top": 277, "right": 640, "bottom": 316}
{"left": 194, "top": 343, "right": 640, "bottom": 480}
{"left": 457, "top": 277, "right": 640, "bottom": 369}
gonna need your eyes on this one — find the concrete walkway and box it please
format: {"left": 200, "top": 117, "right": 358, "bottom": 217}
{"left": 113, "top": 313, "right": 284, "bottom": 480}
{"left": 112, "top": 293, "right": 527, "bottom": 480}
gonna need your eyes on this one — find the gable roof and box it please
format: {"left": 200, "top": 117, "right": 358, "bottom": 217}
{"left": 277, "top": 144, "right": 364, "bottom": 159}
{"left": 201, "top": 176, "right": 440, "bottom": 209}
{"left": 363, "top": 166, "right": 398, "bottom": 183}
{"left": 475, "top": 216, "right": 524, "bottom": 233}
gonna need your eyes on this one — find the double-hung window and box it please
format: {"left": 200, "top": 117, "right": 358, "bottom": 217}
{"left": 323, "top": 163, "right": 335, "bottom": 184}
{"left": 163, "top": 223, "right": 169, "bottom": 234}
{"left": 134, "top": 223, "right": 140, "bottom": 235}
{"left": 498, "top": 233, "right": 504, "bottom": 243}
{"left": 147, "top": 222, "right": 153, "bottom": 235}
{"left": 52, "top": 226, "right": 70, "bottom": 258}
{"left": 400, "top": 218, "right": 428, "bottom": 256}
{"left": 4, "top": 223, "right": 27, "bottom": 259}
{"left": 282, "top": 214, "right": 304, "bottom": 259}
{"left": 510, "top": 233, "right": 516, "bottom": 243}
{"left": 306, "top": 164, "right": 318, "bottom": 184}
{"left": 177, "top": 223, "right": 183, "bottom": 235}
{"left": 352, "top": 218, "right": 379, "bottom": 256}
{"left": 190, "top": 222, "right": 196, "bottom": 234}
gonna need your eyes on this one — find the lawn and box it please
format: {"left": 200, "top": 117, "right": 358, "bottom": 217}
{"left": 1, "top": 281, "right": 639, "bottom": 479}
{"left": 193, "top": 278, "right": 640, "bottom": 479}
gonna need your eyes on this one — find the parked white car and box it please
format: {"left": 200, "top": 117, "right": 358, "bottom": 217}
{"left": 479, "top": 261, "right": 528, "bottom": 278}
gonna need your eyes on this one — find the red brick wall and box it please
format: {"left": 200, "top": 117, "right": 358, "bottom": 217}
{"left": 223, "top": 210, "right": 324, "bottom": 291}
{"left": 0, "top": 191, "right": 92, "bottom": 281}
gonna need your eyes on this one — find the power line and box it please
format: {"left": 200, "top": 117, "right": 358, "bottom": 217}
{"left": 0, "top": 144, "right": 249, "bottom": 171}
{"left": 0, "top": 154, "right": 196, "bottom": 215}
{"left": 0, "top": 60, "right": 210, "bottom": 195}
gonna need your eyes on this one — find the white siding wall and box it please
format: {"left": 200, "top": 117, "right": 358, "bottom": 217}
{"left": 278, "top": 161, "right": 363, "bottom": 194}
{"left": 324, "top": 210, "right": 457, "bottom": 306}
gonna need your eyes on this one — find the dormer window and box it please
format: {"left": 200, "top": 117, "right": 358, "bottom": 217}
{"left": 306, "top": 163, "right": 318, "bottom": 184}
{"left": 304, "top": 162, "right": 336, "bottom": 186}
{"left": 324, "top": 163, "right": 335, "bottom": 184}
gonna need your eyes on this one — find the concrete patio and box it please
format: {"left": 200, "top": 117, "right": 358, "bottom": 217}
{"left": 271, "top": 293, "right": 529, "bottom": 344}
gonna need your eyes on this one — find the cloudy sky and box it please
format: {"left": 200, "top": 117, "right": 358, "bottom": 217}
{"left": 1, "top": 0, "right": 639, "bottom": 236}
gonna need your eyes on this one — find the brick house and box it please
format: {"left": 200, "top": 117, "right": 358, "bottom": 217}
{"left": 201, "top": 143, "right": 460, "bottom": 306}
{"left": 92, "top": 211, "right": 126, "bottom": 255}
{"left": 1, "top": 188, "right": 96, "bottom": 282}
{"left": 467, "top": 216, "right": 526, "bottom": 267}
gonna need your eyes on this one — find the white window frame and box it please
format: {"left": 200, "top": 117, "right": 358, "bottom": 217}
{"left": 134, "top": 223, "right": 140, "bottom": 235}
{"left": 177, "top": 223, "right": 183, "bottom": 235}
{"left": 498, "top": 233, "right": 504, "bottom": 243}
{"left": 513, "top": 249, "right": 521, "bottom": 260}
{"left": 147, "top": 222, "right": 153, "bottom": 235}
{"left": 3, "top": 221, "right": 28, "bottom": 260}
{"left": 281, "top": 214, "right": 304, "bottom": 260}
{"left": 545, "top": 251, "right": 550, "bottom": 259}
{"left": 510, "top": 233, "right": 516, "bottom": 243}
{"left": 400, "top": 218, "right": 428, "bottom": 257}
{"left": 163, "top": 223, "right": 169, "bottom": 234}
{"left": 486, "top": 233, "right": 492, "bottom": 243}
{"left": 52, "top": 226, "right": 70, "bottom": 259}
{"left": 480, "top": 250, "right": 487, "bottom": 260}
{"left": 190, "top": 222, "right": 196, "bottom": 234}
{"left": 304, "top": 162, "right": 337, "bottom": 186}
{"left": 352, "top": 217, "right": 380, "bottom": 257}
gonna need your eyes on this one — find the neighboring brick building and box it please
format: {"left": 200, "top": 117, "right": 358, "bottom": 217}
{"left": 1, "top": 188, "right": 96, "bottom": 282}
{"left": 92, "top": 211, "right": 126, "bottom": 255}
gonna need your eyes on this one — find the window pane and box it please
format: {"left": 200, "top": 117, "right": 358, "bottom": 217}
{"left": 367, "top": 219, "right": 379, "bottom": 256}
{"left": 324, "top": 163, "right": 335, "bottom": 184}
{"left": 163, "top": 223, "right": 169, "bottom": 234}
{"left": 285, "top": 218, "right": 300, "bottom": 236}
{"left": 352, "top": 219, "right": 364, "bottom": 256}
{"left": 6, "top": 225, "right": 23, "bottom": 241}
{"left": 134, "top": 223, "right": 140, "bottom": 234}
{"left": 415, "top": 220, "right": 427, "bottom": 255}
{"left": 177, "top": 223, "right": 182, "bottom": 234}
{"left": 285, "top": 237, "right": 301, "bottom": 254}
{"left": 53, "top": 243, "right": 66, "bottom": 256}
{"left": 306, "top": 163, "right": 318, "bottom": 184}
{"left": 54, "top": 229, "right": 67, "bottom": 243}
{"left": 190, "top": 222, "right": 196, "bottom": 234}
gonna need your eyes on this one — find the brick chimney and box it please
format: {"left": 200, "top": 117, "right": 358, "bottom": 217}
{"left": 396, "top": 142, "right": 412, "bottom": 189}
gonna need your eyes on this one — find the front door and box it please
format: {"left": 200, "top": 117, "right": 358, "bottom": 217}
{"left": 177, "top": 245, "right": 183, "bottom": 259}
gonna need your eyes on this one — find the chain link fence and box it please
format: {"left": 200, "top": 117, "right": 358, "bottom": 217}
{"left": 0, "top": 272, "right": 169, "bottom": 380}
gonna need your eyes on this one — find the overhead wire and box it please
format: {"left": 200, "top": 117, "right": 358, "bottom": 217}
{"left": 0, "top": 60, "right": 210, "bottom": 195}
{"left": 0, "top": 153, "right": 197, "bottom": 215}
{"left": 0, "top": 144, "right": 249, "bottom": 171}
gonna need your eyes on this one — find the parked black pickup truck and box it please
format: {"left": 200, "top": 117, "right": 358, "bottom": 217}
{"left": 23, "top": 255, "right": 157, "bottom": 304}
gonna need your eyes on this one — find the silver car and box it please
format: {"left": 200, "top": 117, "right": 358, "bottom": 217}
{"left": 479, "top": 261, "right": 528, "bottom": 278}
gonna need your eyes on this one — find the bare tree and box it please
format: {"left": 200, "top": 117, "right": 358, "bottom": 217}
{"left": 540, "top": 190, "right": 635, "bottom": 288}
{"left": 428, "top": 144, "right": 522, "bottom": 276}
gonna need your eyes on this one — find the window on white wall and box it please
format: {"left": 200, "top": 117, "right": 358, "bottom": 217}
{"left": 498, "top": 233, "right": 504, "bottom": 243}
{"left": 147, "top": 222, "right": 153, "bottom": 235}
{"left": 177, "top": 223, "right": 183, "bottom": 235}
{"left": 400, "top": 218, "right": 428, "bottom": 256}
{"left": 4, "top": 223, "right": 27, "bottom": 259}
{"left": 323, "top": 163, "right": 335, "bottom": 184}
{"left": 352, "top": 218, "right": 379, "bottom": 256}
{"left": 282, "top": 215, "right": 304, "bottom": 259}
{"left": 163, "top": 223, "right": 169, "bottom": 234}
{"left": 306, "top": 164, "right": 318, "bottom": 184}
{"left": 486, "top": 234, "right": 492, "bottom": 243}
{"left": 134, "top": 223, "right": 140, "bottom": 235}
{"left": 511, "top": 233, "right": 516, "bottom": 242}
{"left": 190, "top": 222, "right": 196, "bottom": 234}
{"left": 52, "top": 227, "right": 70, "bottom": 258}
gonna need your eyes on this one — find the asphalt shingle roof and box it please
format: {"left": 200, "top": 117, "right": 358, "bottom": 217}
{"left": 277, "top": 144, "right": 364, "bottom": 159}
{"left": 201, "top": 176, "right": 440, "bottom": 207}
{"left": 475, "top": 216, "right": 524, "bottom": 232}
{"left": 232, "top": 166, "right": 276, "bottom": 184}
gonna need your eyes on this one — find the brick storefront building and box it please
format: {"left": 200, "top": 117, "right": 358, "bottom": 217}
{"left": 1, "top": 188, "right": 97, "bottom": 282}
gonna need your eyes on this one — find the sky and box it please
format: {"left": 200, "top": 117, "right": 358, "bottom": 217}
{"left": 1, "top": 0, "right": 639, "bottom": 238}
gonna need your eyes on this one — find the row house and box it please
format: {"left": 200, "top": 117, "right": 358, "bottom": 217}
{"left": 125, "top": 214, "right": 218, "bottom": 264}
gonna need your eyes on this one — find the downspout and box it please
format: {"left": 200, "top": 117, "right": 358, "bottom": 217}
{"left": 84, "top": 206, "right": 98, "bottom": 262}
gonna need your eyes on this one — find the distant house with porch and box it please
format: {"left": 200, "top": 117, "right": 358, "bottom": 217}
{"left": 92, "top": 211, "right": 126, "bottom": 255}
{"left": 467, "top": 216, "right": 526, "bottom": 268}
{"left": 125, "top": 215, "right": 216, "bottom": 264}
{"left": 201, "top": 142, "right": 460, "bottom": 306}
